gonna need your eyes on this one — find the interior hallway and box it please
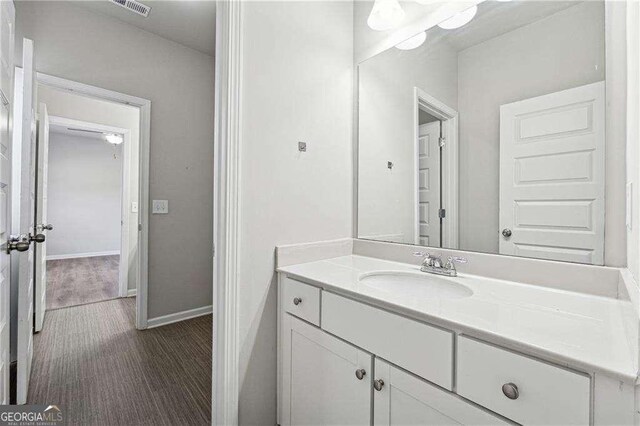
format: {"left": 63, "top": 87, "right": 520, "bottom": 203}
{"left": 46, "top": 255, "right": 120, "bottom": 310}
{"left": 28, "top": 298, "right": 212, "bottom": 425}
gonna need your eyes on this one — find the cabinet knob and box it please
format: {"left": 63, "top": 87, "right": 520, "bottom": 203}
{"left": 373, "top": 379, "right": 384, "bottom": 391}
{"left": 355, "top": 369, "right": 366, "bottom": 380}
{"left": 293, "top": 297, "right": 302, "bottom": 306}
{"left": 502, "top": 228, "right": 512, "bottom": 238}
{"left": 502, "top": 382, "right": 519, "bottom": 400}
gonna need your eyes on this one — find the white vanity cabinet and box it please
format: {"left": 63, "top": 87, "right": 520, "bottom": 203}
{"left": 373, "top": 358, "right": 508, "bottom": 425}
{"left": 278, "top": 275, "right": 603, "bottom": 426}
{"left": 281, "top": 314, "right": 372, "bottom": 425}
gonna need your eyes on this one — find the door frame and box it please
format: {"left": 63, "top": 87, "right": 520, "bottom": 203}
{"left": 36, "top": 72, "right": 151, "bottom": 330}
{"left": 413, "top": 87, "right": 459, "bottom": 249}
{"left": 45, "top": 115, "right": 131, "bottom": 298}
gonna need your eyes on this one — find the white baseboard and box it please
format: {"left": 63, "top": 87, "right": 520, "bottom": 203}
{"left": 127, "top": 289, "right": 137, "bottom": 297}
{"left": 46, "top": 250, "right": 120, "bottom": 261}
{"left": 146, "top": 305, "right": 212, "bottom": 329}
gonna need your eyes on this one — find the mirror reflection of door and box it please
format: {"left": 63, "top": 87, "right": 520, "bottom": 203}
{"left": 417, "top": 118, "right": 441, "bottom": 247}
{"left": 499, "top": 82, "right": 605, "bottom": 264}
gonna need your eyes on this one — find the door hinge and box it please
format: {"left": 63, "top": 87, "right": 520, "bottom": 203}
{"left": 212, "top": 244, "right": 216, "bottom": 258}
{"left": 138, "top": 223, "right": 142, "bottom": 231}
{"left": 439, "top": 137, "right": 445, "bottom": 147}
{"left": 439, "top": 208, "right": 446, "bottom": 219}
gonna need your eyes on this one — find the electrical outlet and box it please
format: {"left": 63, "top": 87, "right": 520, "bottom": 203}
{"left": 152, "top": 200, "right": 169, "bottom": 214}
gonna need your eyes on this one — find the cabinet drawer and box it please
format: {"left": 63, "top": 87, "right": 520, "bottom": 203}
{"left": 282, "top": 276, "right": 320, "bottom": 326}
{"left": 322, "top": 291, "right": 454, "bottom": 390}
{"left": 457, "top": 336, "right": 590, "bottom": 425}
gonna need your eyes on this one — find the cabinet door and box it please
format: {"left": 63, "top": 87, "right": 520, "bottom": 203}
{"left": 373, "top": 359, "right": 508, "bottom": 426}
{"left": 282, "top": 314, "right": 372, "bottom": 426}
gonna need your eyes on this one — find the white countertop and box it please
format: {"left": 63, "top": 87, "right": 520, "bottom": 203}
{"left": 278, "top": 255, "right": 638, "bottom": 383}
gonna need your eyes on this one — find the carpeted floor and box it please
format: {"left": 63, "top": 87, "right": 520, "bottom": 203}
{"left": 46, "top": 255, "right": 120, "bottom": 310}
{"left": 28, "top": 297, "right": 212, "bottom": 425}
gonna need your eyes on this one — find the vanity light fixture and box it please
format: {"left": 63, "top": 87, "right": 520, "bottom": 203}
{"left": 437, "top": 5, "right": 478, "bottom": 30}
{"left": 396, "top": 31, "right": 427, "bottom": 50}
{"left": 367, "top": 0, "right": 405, "bottom": 31}
{"left": 105, "top": 133, "right": 124, "bottom": 145}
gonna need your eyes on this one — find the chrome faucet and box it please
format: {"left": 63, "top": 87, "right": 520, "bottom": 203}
{"left": 413, "top": 252, "right": 467, "bottom": 277}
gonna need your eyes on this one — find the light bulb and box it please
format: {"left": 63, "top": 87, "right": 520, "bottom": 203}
{"left": 396, "top": 32, "right": 427, "bottom": 50}
{"left": 437, "top": 5, "right": 477, "bottom": 30}
{"left": 105, "top": 134, "right": 123, "bottom": 145}
{"left": 367, "top": 0, "right": 406, "bottom": 31}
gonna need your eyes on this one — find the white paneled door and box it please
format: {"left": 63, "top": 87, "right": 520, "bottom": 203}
{"left": 15, "top": 38, "right": 37, "bottom": 404}
{"left": 0, "top": 0, "right": 14, "bottom": 405}
{"left": 34, "top": 102, "right": 49, "bottom": 333}
{"left": 499, "top": 81, "right": 605, "bottom": 264}
{"left": 417, "top": 121, "right": 441, "bottom": 247}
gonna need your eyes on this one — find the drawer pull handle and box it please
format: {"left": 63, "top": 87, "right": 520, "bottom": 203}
{"left": 293, "top": 297, "right": 302, "bottom": 306}
{"left": 502, "top": 383, "right": 519, "bottom": 400}
{"left": 373, "top": 379, "right": 384, "bottom": 391}
{"left": 355, "top": 369, "right": 366, "bottom": 380}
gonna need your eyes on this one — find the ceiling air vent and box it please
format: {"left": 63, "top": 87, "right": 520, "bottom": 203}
{"left": 109, "top": 0, "right": 151, "bottom": 18}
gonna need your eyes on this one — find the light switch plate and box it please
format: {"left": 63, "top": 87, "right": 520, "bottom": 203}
{"left": 131, "top": 201, "right": 138, "bottom": 213}
{"left": 152, "top": 200, "right": 169, "bottom": 214}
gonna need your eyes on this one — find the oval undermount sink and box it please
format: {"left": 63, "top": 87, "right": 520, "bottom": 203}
{"left": 358, "top": 271, "right": 473, "bottom": 299}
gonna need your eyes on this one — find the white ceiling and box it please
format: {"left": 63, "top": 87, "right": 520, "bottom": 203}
{"left": 73, "top": 0, "right": 216, "bottom": 56}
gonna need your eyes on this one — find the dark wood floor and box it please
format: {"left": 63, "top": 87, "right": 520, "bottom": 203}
{"left": 28, "top": 298, "right": 212, "bottom": 425}
{"left": 47, "top": 256, "right": 120, "bottom": 310}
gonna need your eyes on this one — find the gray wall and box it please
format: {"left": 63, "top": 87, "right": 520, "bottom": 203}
{"left": 47, "top": 132, "right": 122, "bottom": 257}
{"left": 16, "top": 2, "right": 215, "bottom": 318}
{"left": 238, "top": 2, "right": 354, "bottom": 423}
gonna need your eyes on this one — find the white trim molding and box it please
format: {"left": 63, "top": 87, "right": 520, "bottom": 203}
{"left": 213, "top": 1, "right": 242, "bottom": 425}
{"left": 146, "top": 305, "right": 212, "bottom": 329}
{"left": 46, "top": 250, "right": 120, "bottom": 261}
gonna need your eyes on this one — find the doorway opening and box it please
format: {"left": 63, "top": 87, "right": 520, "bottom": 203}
{"left": 413, "top": 87, "right": 459, "bottom": 249}
{"left": 31, "top": 77, "right": 148, "bottom": 330}
{"left": 43, "top": 115, "right": 130, "bottom": 311}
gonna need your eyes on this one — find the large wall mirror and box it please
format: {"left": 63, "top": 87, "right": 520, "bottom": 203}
{"left": 357, "top": 0, "right": 623, "bottom": 265}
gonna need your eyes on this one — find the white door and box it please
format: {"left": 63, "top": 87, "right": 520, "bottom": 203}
{"left": 0, "top": 0, "right": 13, "bottom": 405}
{"left": 499, "top": 81, "right": 605, "bottom": 264}
{"left": 14, "top": 38, "right": 36, "bottom": 404}
{"left": 34, "top": 102, "right": 49, "bottom": 332}
{"left": 0, "top": 81, "right": 10, "bottom": 406}
{"left": 281, "top": 314, "right": 372, "bottom": 425}
{"left": 373, "top": 358, "right": 506, "bottom": 425}
{"left": 417, "top": 121, "right": 440, "bottom": 247}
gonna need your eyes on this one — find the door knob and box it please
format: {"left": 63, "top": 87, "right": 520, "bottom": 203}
{"left": 502, "top": 228, "right": 512, "bottom": 238}
{"left": 43, "top": 224, "right": 53, "bottom": 231}
{"left": 502, "top": 382, "right": 519, "bottom": 400}
{"left": 373, "top": 379, "right": 384, "bottom": 391}
{"left": 30, "top": 233, "right": 45, "bottom": 243}
{"left": 7, "top": 235, "right": 30, "bottom": 253}
{"left": 355, "top": 369, "right": 366, "bottom": 380}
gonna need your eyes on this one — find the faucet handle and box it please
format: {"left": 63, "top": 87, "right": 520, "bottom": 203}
{"left": 445, "top": 256, "right": 467, "bottom": 270}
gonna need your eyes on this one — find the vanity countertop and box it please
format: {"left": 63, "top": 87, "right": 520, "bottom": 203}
{"left": 277, "top": 255, "right": 638, "bottom": 383}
